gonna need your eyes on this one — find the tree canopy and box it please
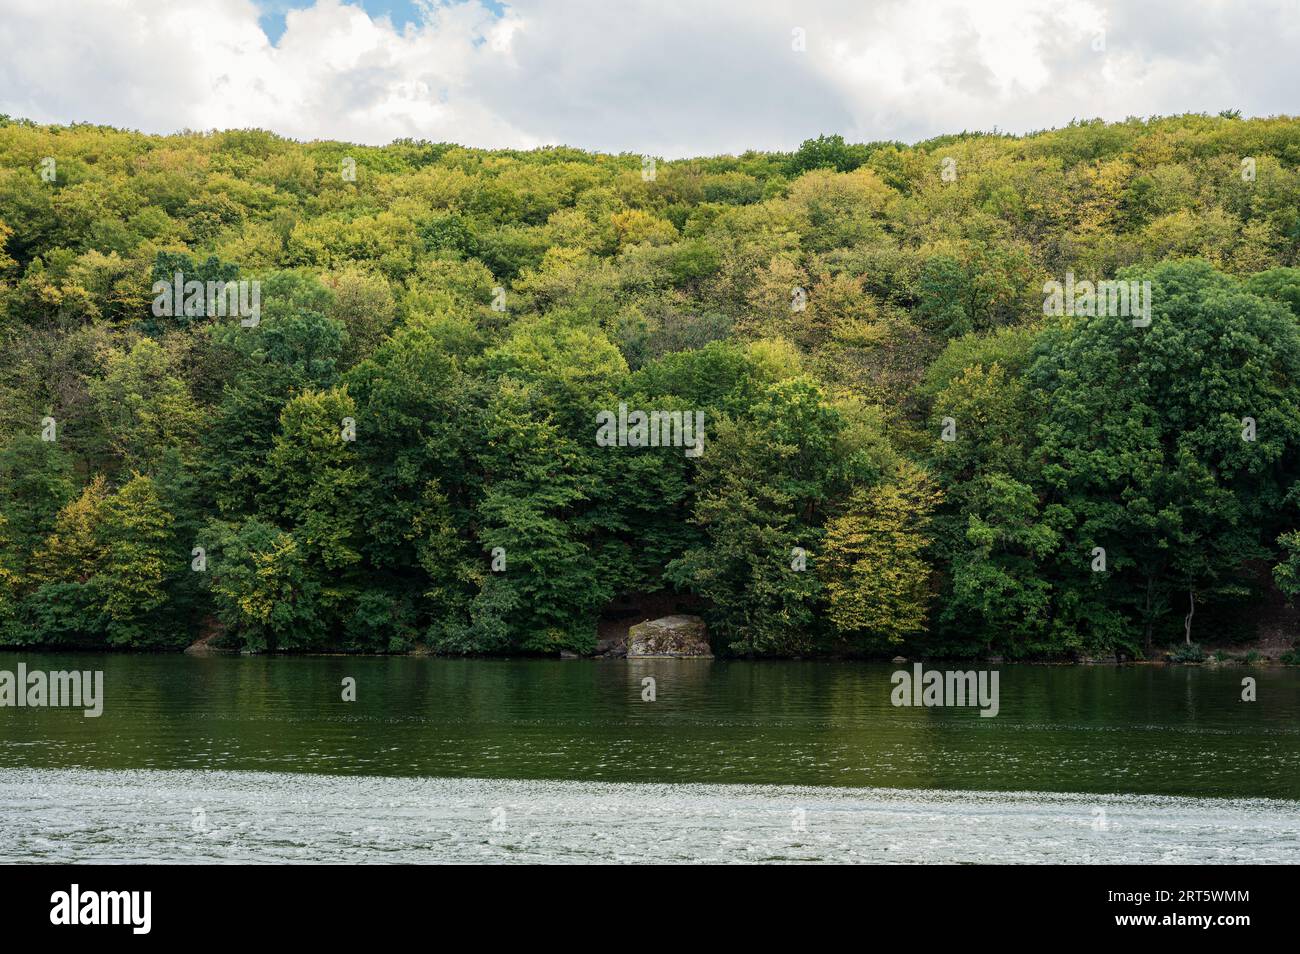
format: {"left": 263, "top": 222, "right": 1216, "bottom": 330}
{"left": 2, "top": 113, "right": 1299, "bottom": 657}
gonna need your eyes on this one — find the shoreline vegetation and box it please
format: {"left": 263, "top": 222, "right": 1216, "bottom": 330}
{"left": 0, "top": 636, "right": 1290, "bottom": 666}
{"left": 3, "top": 114, "right": 1300, "bottom": 664}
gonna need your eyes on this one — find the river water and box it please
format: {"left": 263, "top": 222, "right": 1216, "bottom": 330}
{"left": 1, "top": 654, "right": 1297, "bottom": 862}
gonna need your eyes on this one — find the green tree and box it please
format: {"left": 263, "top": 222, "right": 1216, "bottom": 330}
{"left": 667, "top": 378, "right": 873, "bottom": 655}
{"left": 200, "top": 518, "right": 324, "bottom": 652}
{"left": 0, "top": 435, "right": 74, "bottom": 575}
{"left": 823, "top": 464, "right": 940, "bottom": 650}
{"left": 1030, "top": 260, "right": 1300, "bottom": 653}
{"left": 89, "top": 338, "right": 203, "bottom": 471}
{"left": 95, "top": 474, "right": 176, "bottom": 646}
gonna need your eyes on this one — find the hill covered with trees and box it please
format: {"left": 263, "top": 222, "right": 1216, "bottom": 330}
{"left": 2, "top": 112, "right": 1300, "bottom": 659}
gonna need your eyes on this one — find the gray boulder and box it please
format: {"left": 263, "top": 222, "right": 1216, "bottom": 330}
{"left": 627, "top": 615, "right": 712, "bottom": 657}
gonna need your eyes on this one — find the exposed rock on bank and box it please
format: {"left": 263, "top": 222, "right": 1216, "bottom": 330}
{"left": 626, "top": 615, "right": 712, "bottom": 658}
{"left": 184, "top": 618, "right": 237, "bottom": 656}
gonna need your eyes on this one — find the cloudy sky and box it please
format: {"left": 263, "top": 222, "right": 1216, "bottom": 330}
{"left": 1, "top": 0, "right": 1296, "bottom": 156}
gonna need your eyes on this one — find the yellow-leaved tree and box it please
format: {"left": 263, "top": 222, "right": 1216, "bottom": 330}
{"left": 823, "top": 463, "right": 941, "bottom": 650}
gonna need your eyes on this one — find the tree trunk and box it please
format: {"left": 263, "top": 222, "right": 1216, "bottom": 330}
{"left": 1184, "top": 588, "right": 1195, "bottom": 645}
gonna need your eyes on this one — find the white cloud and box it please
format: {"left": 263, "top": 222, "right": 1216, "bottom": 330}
{"left": 0, "top": 0, "right": 1296, "bottom": 156}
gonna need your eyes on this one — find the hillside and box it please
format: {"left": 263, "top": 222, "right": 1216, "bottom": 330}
{"left": 1, "top": 113, "right": 1299, "bottom": 659}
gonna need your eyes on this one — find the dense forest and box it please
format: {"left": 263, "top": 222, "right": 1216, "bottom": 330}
{"left": 2, "top": 112, "right": 1300, "bottom": 659}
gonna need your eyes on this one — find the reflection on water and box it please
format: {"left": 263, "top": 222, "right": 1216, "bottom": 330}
{"left": 1, "top": 653, "right": 1297, "bottom": 798}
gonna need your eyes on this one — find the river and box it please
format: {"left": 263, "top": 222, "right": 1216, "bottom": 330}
{"left": 1, "top": 654, "right": 1297, "bottom": 862}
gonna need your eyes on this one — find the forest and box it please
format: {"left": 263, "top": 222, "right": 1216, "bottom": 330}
{"left": 1, "top": 112, "right": 1300, "bottom": 660}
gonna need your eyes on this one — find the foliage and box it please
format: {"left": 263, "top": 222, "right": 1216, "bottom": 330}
{"left": 2, "top": 114, "right": 1300, "bottom": 655}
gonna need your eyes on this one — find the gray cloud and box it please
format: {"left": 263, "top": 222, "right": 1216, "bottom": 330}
{"left": 0, "top": 0, "right": 1294, "bottom": 155}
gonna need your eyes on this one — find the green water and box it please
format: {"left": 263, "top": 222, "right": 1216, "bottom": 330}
{"left": 1, "top": 653, "right": 1297, "bottom": 798}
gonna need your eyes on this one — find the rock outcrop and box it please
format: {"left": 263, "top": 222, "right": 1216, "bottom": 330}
{"left": 626, "top": 615, "right": 712, "bottom": 657}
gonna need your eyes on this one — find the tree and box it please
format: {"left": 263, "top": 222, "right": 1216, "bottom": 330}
{"left": 823, "top": 464, "right": 940, "bottom": 649}
{"left": 263, "top": 387, "right": 366, "bottom": 572}
{"left": 200, "top": 518, "right": 324, "bottom": 652}
{"left": 786, "top": 134, "right": 872, "bottom": 175}
{"left": 1246, "top": 267, "right": 1300, "bottom": 319}
{"left": 89, "top": 338, "right": 202, "bottom": 471}
{"left": 0, "top": 514, "right": 20, "bottom": 633}
{"left": 666, "top": 378, "right": 874, "bottom": 655}
{"left": 199, "top": 271, "right": 345, "bottom": 515}
{"left": 1029, "top": 260, "right": 1300, "bottom": 653}
{"left": 0, "top": 435, "right": 74, "bottom": 575}
{"left": 33, "top": 474, "right": 109, "bottom": 583}
{"left": 473, "top": 378, "right": 607, "bottom": 654}
{"left": 95, "top": 474, "right": 175, "bottom": 646}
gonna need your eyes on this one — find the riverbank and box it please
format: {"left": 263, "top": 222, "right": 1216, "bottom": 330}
{"left": 21, "top": 608, "right": 1299, "bottom": 664}
{"left": 173, "top": 635, "right": 1300, "bottom": 666}
{"left": 7, "top": 639, "right": 1300, "bottom": 669}
{"left": 2, "top": 640, "right": 1293, "bottom": 666}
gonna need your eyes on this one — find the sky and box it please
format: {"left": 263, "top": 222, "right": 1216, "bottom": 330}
{"left": 0, "top": 0, "right": 1296, "bottom": 157}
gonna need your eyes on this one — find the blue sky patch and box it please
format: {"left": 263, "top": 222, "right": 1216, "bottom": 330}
{"left": 257, "top": 1, "right": 507, "bottom": 45}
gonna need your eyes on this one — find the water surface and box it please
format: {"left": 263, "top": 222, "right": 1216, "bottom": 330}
{"left": 4, "top": 768, "right": 1297, "bottom": 863}
{"left": 2, "top": 653, "right": 1297, "bottom": 798}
